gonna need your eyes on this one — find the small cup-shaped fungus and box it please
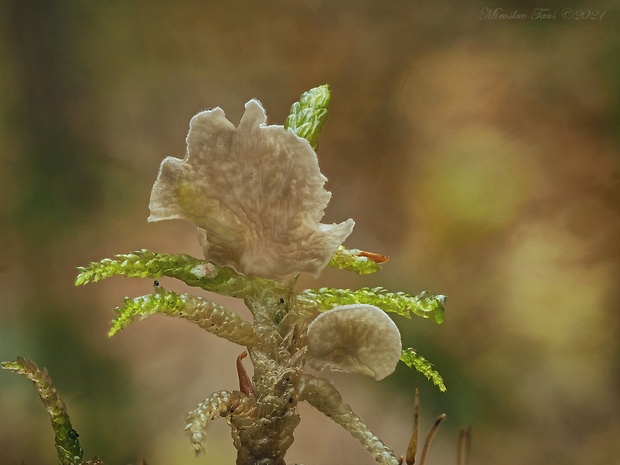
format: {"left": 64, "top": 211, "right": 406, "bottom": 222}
{"left": 306, "top": 304, "right": 402, "bottom": 381}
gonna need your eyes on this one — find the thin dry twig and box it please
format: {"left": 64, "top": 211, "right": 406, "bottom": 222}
{"left": 418, "top": 413, "right": 446, "bottom": 465}
{"left": 405, "top": 385, "right": 420, "bottom": 465}
{"left": 457, "top": 426, "right": 471, "bottom": 465}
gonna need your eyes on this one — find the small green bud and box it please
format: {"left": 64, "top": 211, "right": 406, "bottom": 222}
{"left": 284, "top": 84, "right": 331, "bottom": 151}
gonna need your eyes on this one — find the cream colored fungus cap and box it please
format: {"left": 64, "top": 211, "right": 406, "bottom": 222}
{"left": 307, "top": 304, "right": 402, "bottom": 381}
{"left": 148, "top": 99, "right": 354, "bottom": 282}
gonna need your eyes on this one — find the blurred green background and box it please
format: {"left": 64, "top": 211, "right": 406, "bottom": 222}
{"left": 1, "top": 1, "right": 619, "bottom": 464}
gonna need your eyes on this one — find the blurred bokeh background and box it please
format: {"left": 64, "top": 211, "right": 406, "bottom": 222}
{"left": 1, "top": 1, "right": 619, "bottom": 464}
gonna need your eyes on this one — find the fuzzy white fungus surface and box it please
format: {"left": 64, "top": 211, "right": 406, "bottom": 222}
{"left": 148, "top": 99, "right": 354, "bottom": 282}
{"left": 306, "top": 304, "right": 402, "bottom": 380}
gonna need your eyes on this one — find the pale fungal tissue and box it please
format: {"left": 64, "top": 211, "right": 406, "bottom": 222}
{"left": 306, "top": 304, "right": 403, "bottom": 381}
{"left": 189, "top": 263, "right": 216, "bottom": 279}
{"left": 148, "top": 99, "right": 354, "bottom": 282}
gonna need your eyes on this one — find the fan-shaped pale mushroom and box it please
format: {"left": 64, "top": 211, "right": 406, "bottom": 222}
{"left": 148, "top": 99, "right": 354, "bottom": 282}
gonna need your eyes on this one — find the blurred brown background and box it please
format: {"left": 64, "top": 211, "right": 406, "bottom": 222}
{"left": 1, "top": 1, "right": 619, "bottom": 464}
